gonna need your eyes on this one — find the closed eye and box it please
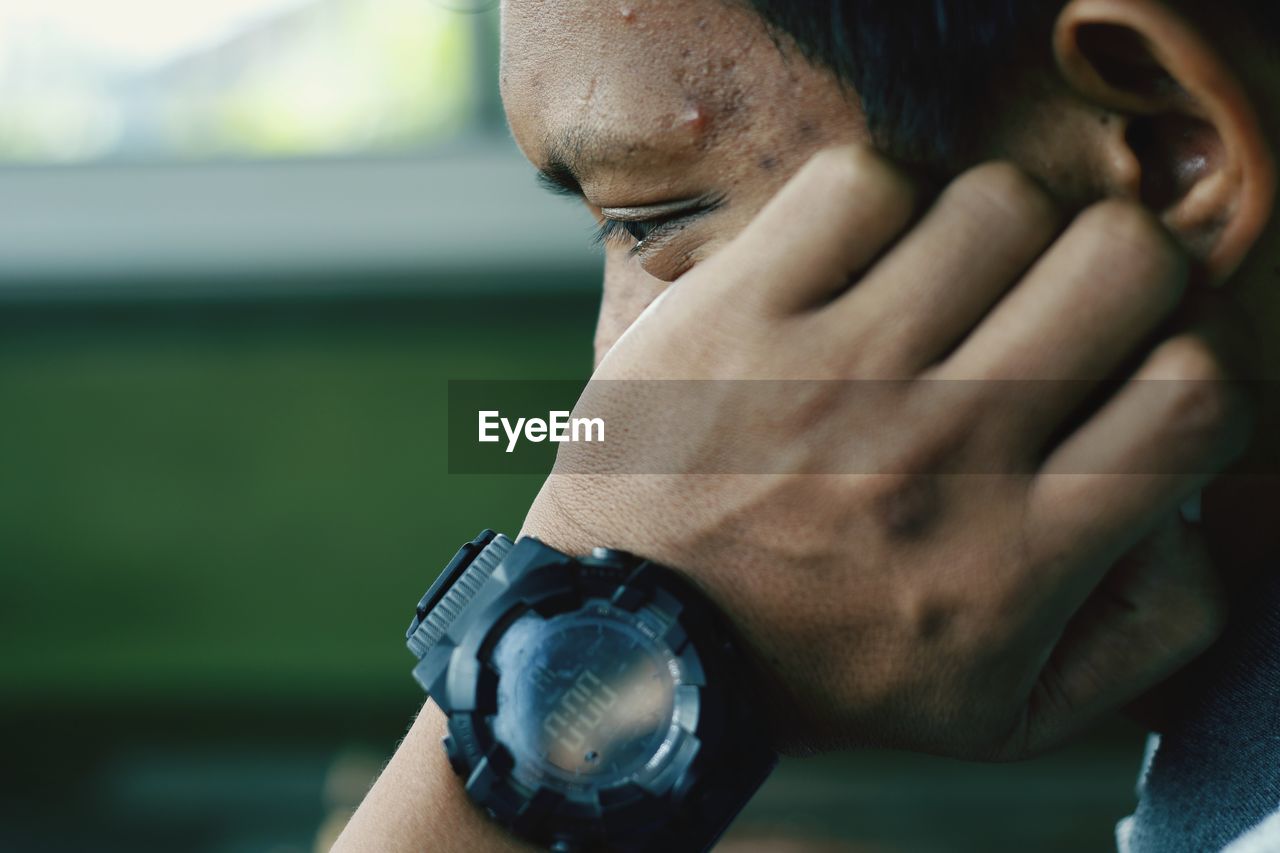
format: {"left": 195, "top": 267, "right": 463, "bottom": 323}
{"left": 593, "top": 195, "right": 724, "bottom": 255}
{"left": 593, "top": 216, "right": 679, "bottom": 251}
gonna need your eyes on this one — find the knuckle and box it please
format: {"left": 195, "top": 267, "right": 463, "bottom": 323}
{"left": 771, "top": 377, "right": 851, "bottom": 438}
{"left": 950, "top": 161, "right": 1058, "bottom": 226}
{"left": 866, "top": 472, "right": 944, "bottom": 542}
{"left": 901, "top": 591, "right": 956, "bottom": 643}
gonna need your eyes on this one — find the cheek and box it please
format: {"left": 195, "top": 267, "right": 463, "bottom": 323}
{"left": 592, "top": 206, "right": 762, "bottom": 366}
{"left": 594, "top": 248, "right": 671, "bottom": 367}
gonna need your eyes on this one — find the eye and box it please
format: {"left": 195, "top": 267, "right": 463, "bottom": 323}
{"left": 618, "top": 219, "right": 664, "bottom": 243}
{"left": 593, "top": 215, "right": 678, "bottom": 251}
{"left": 593, "top": 194, "right": 724, "bottom": 256}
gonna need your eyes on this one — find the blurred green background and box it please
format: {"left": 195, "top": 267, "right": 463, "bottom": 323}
{"left": 0, "top": 2, "right": 1149, "bottom": 851}
{"left": 1, "top": 290, "right": 596, "bottom": 851}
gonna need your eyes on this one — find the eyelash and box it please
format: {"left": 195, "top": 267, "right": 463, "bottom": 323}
{"left": 592, "top": 196, "right": 724, "bottom": 255}
{"left": 592, "top": 217, "right": 678, "bottom": 253}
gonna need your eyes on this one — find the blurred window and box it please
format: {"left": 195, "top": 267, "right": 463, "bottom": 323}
{"left": 0, "top": 0, "right": 496, "bottom": 164}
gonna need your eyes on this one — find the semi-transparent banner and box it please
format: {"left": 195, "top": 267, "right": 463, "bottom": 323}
{"left": 448, "top": 379, "right": 1268, "bottom": 475}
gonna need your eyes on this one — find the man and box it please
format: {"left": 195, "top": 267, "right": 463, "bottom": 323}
{"left": 335, "top": 0, "right": 1279, "bottom": 849}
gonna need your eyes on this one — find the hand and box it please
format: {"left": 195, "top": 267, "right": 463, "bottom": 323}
{"left": 522, "top": 146, "right": 1250, "bottom": 759}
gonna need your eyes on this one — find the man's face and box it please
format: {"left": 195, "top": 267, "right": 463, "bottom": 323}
{"left": 500, "top": 0, "right": 868, "bottom": 361}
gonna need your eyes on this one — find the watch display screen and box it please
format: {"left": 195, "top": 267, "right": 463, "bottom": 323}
{"left": 490, "top": 604, "right": 678, "bottom": 787}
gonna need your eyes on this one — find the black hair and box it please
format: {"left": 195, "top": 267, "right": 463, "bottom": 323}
{"left": 744, "top": 1, "right": 1275, "bottom": 167}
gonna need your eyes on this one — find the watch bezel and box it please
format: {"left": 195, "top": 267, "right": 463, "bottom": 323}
{"left": 431, "top": 548, "right": 740, "bottom": 848}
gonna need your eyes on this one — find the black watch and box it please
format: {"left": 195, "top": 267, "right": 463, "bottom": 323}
{"left": 406, "top": 530, "right": 777, "bottom": 852}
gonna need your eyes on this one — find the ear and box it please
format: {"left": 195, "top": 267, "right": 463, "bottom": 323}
{"left": 1053, "top": 0, "right": 1275, "bottom": 282}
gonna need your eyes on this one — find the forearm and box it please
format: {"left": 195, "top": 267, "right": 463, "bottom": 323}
{"left": 331, "top": 700, "right": 535, "bottom": 853}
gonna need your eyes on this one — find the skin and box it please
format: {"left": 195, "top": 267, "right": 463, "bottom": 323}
{"left": 334, "top": 0, "right": 1279, "bottom": 849}
{"left": 502, "top": 0, "right": 870, "bottom": 352}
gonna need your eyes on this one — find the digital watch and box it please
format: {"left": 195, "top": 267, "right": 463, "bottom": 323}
{"left": 406, "top": 530, "right": 777, "bottom": 852}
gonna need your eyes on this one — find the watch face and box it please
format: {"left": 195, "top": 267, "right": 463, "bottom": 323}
{"left": 489, "top": 602, "right": 680, "bottom": 790}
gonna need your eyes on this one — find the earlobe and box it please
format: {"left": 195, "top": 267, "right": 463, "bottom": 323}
{"left": 1053, "top": 0, "right": 1275, "bottom": 282}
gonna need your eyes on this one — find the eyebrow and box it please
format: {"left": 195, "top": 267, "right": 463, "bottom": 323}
{"left": 536, "top": 159, "right": 584, "bottom": 199}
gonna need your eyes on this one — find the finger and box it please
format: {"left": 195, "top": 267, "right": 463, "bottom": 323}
{"left": 823, "top": 162, "right": 1062, "bottom": 373}
{"left": 725, "top": 145, "right": 919, "bottom": 314}
{"left": 1012, "top": 517, "right": 1225, "bottom": 755}
{"left": 936, "top": 201, "right": 1189, "bottom": 440}
{"left": 1027, "top": 331, "right": 1251, "bottom": 605}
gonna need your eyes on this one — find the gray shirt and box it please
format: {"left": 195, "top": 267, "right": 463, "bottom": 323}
{"left": 1118, "top": 570, "right": 1280, "bottom": 851}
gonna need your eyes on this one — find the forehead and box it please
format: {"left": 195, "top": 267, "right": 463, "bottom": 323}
{"left": 499, "top": 0, "right": 864, "bottom": 186}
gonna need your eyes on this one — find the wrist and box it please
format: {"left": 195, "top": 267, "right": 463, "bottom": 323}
{"left": 406, "top": 531, "right": 776, "bottom": 850}
{"left": 332, "top": 701, "right": 534, "bottom": 853}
